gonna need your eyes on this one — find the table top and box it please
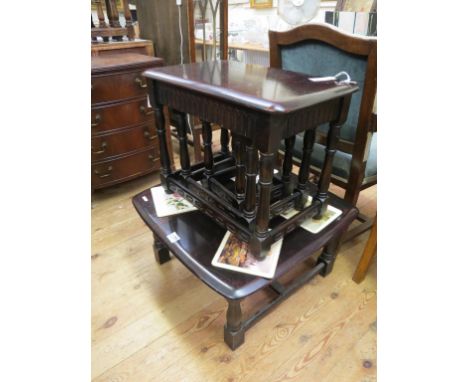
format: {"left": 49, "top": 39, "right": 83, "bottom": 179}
{"left": 133, "top": 184, "right": 358, "bottom": 300}
{"left": 144, "top": 60, "right": 358, "bottom": 114}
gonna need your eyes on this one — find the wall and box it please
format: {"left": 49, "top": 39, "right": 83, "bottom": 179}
{"left": 136, "top": 0, "right": 190, "bottom": 65}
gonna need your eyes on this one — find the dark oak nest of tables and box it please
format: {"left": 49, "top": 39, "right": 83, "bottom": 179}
{"left": 133, "top": 60, "right": 360, "bottom": 349}
{"left": 144, "top": 61, "right": 358, "bottom": 257}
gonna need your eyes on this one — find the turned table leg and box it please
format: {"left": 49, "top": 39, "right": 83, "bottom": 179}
{"left": 154, "top": 102, "right": 173, "bottom": 192}
{"left": 243, "top": 144, "right": 258, "bottom": 220}
{"left": 314, "top": 121, "right": 341, "bottom": 218}
{"left": 172, "top": 111, "right": 192, "bottom": 177}
{"left": 282, "top": 135, "right": 296, "bottom": 197}
{"left": 232, "top": 133, "right": 246, "bottom": 201}
{"left": 318, "top": 238, "right": 341, "bottom": 276}
{"left": 201, "top": 120, "right": 214, "bottom": 177}
{"left": 220, "top": 127, "right": 230, "bottom": 155}
{"left": 252, "top": 151, "right": 275, "bottom": 257}
{"left": 295, "top": 129, "right": 316, "bottom": 210}
{"left": 224, "top": 299, "right": 245, "bottom": 350}
{"left": 153, "top": 233, "right": 171, "bottom": 264}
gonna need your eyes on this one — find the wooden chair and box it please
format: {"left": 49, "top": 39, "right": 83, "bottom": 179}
{"left": 353, "top": 215, "right": 377, "bottom": 283}
{"left": 269, "top": 23, "right": 377, "bottom": 241}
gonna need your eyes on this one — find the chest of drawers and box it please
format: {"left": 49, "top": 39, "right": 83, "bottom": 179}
{"left": 91, "top": 53, "right": 172, "bottom": 189}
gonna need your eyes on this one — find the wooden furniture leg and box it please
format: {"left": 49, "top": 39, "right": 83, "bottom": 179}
{"left": 252, "top": 151, "right": 275, "bottom": 257}
{"left": 224, "top": 299, "right": 245, "bottom": 350}
{"left": 153, "top": 233, "right": 171, "bottom": 264}
{"left": 318, "top": 237, "right": 341, "bottom": 276}
{"left": 154, "top": 103, "right": 173, "bottom": 191}
{"left": 353, "top": 217, "right": 377, "bottom": 283}
{"left": 192, "top": 126, "right": 203, "bottom": 163}
{"left": 295, "top": 129, "right": 315, "bottom": 210}
{"left": 282, "top": 135, "right": 296, "bottom": 196}
{"left": 220, "top": 127, "right": 230, "bottom": 155}
{"left": 172, "top": 111, "right": 192, "bottom": 177}
{"left": 314, "top": 121, "right": 341, "bottom": 218}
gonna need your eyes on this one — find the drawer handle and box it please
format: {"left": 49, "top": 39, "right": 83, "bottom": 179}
{"left": 140, "top": 105, "right": 154, "bottom": 116}
{"left": 144, "top": 130, "right": 157, "bottom": 140}
{"left": 91, "top": 113, "right": 101, "bottom": 128}
{"left": 94, "top": 165, "right": 113, "bottom": 178}
{"left": 148, "top": 153, "right": 158, "bottom": 163}
{"left": 92, "top": 141, "right": 107, "bottom": 154}
{"left": 135, "top": 77, "right": 147, "bottom": 88}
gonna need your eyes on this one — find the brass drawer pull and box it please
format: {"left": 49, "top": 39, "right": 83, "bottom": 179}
{"left": 91, "top": 113, "right": 101, "bottom": 127}
{"left": 148, "top": 153, "right": 158, "bottom": 163}
{"left": 92, "top": 141, "right": 107, "bottom": 154}
{"left": 144, "top": 130, "right": 157, "bottom": 140}
{"left": 140, "top": 105, "right": 154, "bottom": 116}
{"left": 134, "top": 77, "right": 147, "bottom": 88}
{"left": 94, "top": 165, "right": 113, "bottom": 178}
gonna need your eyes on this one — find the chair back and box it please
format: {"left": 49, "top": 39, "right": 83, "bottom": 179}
{"left": 269, "top": 23, "right": 376, "bottom": 151}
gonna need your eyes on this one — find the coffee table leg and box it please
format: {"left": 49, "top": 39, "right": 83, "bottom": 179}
{"left": 224, "top": 299, "right": 245, "bottom": 350}
{"left": 318, "top": 238, "right": 340, "bottom": 276}
{"left": 153, "top": 233, "right": 171, "bottom": 264}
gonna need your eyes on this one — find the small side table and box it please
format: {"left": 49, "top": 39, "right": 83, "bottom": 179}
{"left": 133, "top": 185, "right": 357, "bottom": 350}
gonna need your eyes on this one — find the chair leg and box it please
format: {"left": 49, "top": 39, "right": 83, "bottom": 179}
{"left": 353, "top": 217, "right": 377, "bottom": 283}
{"left": 342, "top": 214, "right": 374, "bottom": 243}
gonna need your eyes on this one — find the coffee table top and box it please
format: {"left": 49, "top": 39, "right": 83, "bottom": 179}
{"left": 143, "top": 60, "right": 358, "bottom": 114}
{"left": 133, "top": 185, "right": 357, "bottom": 300}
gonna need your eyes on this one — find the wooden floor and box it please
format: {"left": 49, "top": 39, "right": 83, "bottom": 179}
{"left": 92, "top": 141, "right": 377, "bottom": 382}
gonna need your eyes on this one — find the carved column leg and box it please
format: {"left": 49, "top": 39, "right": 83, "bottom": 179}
{"left": 295, "top": 129, "right": 316, "bottom": 210}
{"left": 251, "top": 151, "right": 274, "bottom": 257}
{"left": 121, "top": 0, "right": 135, "bottom": 39}
{"left": 224, "top": 299, "right": 245, "bottom": 350}
{"left": 201, "top": 120, "right": 214, "bottom": 177}
{"left": 173, "top": 111, "right": 192, "bottom": 177}
{"left": 243, "top": 144, "right": 258, "bottom": 220}
{"left": 233, "top": 134, "right": 246, "bottom": 201}
{"left": 154, "top": 103, "right": 173, "bottom": 192}
{"left": 318, "top": 237, "right": 341, "bottom": 276}
{"left": 220, "top": 127, "right": 230, "bottom": 156}
{"left": 282, "top": 135, "right": 296, "bottom": 196}
{"left": 314, "top": 122, "right": 341, "bottom": 218}
{"left": 153, "top": 233, "right": 171, "bottom": 264}
{"left": 105, "top": 0, "right": 122, "bottom": 40}
{"left": 95, "top": 0, "right": 109, "bottom": 42}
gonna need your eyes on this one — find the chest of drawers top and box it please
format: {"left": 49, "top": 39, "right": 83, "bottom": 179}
{"left": 92, "top": 53, "right": 164, "bottom": 105}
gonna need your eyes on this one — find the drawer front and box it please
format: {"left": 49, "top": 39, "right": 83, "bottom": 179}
{"left": 91, "top": 98, "right": 154, "bottom": 133}
{"left": 91, "top": 123, "right": 158, "bottom": 161}
{"left": 92, "top": 70, "right": 149, "bottom": 104}
{"left": 92, "top": 147, "right": 160, "bottom": 189}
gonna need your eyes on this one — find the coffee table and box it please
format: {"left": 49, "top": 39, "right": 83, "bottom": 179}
{"left": 133, "top": 186, "right": 357, "bottom": 350}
